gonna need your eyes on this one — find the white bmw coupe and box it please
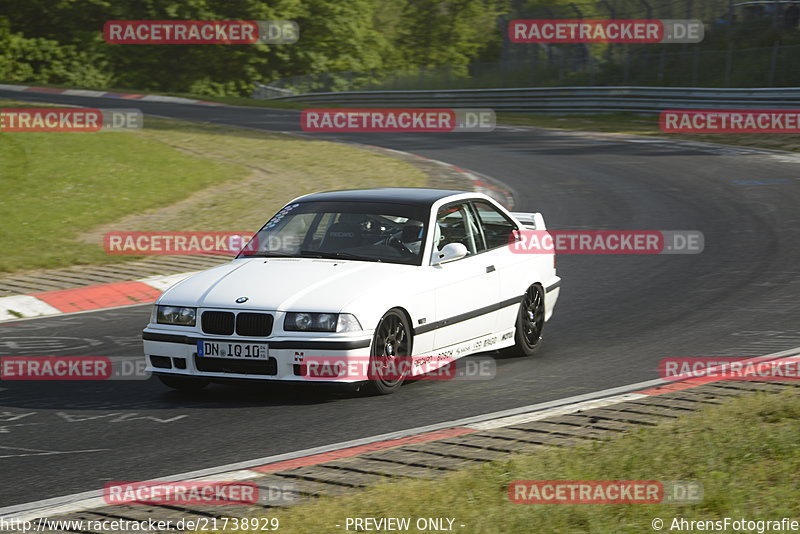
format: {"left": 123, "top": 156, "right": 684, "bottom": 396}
{"left": 142, "top": 188, "right": 560, "bottom": 394}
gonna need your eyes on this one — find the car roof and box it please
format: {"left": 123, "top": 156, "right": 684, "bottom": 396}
{"left": 295, "top": 188, "right": 470, "bottom": 206}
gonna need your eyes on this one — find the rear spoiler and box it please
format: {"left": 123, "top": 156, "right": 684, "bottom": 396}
{"left": 511, "top": 212, "right": 546, "bottom": 231}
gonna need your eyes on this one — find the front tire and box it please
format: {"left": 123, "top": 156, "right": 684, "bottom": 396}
{"left": 157, "top": 374, "right": 209, "bottom": 392}
{"left": 501, "top": 284, "right": 545, "bottom": 357}
{"left": 363, "top": 308, "right": 413, "bottom": 395}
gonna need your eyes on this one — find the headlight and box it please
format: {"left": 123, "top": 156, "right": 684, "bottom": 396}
{"left": 284, "top": 312, "right": 362, "bottom": 332}
{"left": 156, "top": 305, "right": 196, "bottom": 326}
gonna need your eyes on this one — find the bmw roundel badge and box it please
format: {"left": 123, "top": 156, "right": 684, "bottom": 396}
{"left": 235, "top": 296, "right": 249, "bottom": 303}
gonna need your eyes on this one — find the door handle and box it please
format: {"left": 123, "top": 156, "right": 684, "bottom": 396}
{"left": 486, "top": 265, "right": 496, "bottom": 273}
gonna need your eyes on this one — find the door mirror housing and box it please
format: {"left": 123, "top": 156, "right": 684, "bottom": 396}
{"left": 431, "top": 243, "right": 468, "bottom": 265}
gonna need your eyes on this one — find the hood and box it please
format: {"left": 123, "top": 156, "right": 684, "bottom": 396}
{"left": 158, "top": 257, "right": 415, "bottom": 312}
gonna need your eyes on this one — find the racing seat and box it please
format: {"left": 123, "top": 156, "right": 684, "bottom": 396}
{"left": 319, "top": 214, "right": 364, "bottom": 251}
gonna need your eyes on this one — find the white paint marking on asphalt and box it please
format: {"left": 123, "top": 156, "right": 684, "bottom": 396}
{"left": 0, "top": 445, "right": 110, "bottom": 459}
{"left": 6, "top": 343, "right": 800, "bottom": 521}
{"left": 768, "top": 154, "right": 800, "bottom": 164}
{"left": 0, "top": 301, "right": 152, "bottom": 324}
{"left": 0, "top": 271, "right": 197, "bottom": 323}
{"left": 0, "top": 375, "right": 669, "bottom": 522}
{"left": 0, "top": 296, "right": 61, "bottom": 321}
{"left": 375, "top": 147, "right": 408, "bottom": 156}
{"left": 0, "top": 424, "right": 42, "bottom": 434}
{"left": 2, "top": 351, "right": 799, "bottom": 521}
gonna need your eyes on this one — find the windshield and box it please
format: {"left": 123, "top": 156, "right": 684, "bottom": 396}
{"left": 238, "top": 200, "right": 429, "bottom": 265}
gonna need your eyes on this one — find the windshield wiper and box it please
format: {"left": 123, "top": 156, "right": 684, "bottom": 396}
{"left": 238, "top": 252, "right": 297, "bottom": 259}
{"left": 299, "top": 250, "right": 381, "bottom": 262}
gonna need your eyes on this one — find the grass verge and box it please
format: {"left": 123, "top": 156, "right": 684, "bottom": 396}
{"left": 0, "top": 81, "right": 309, "bottom": 109}
{"left": 7, "top": 82, "right": 800, "bottom": 151}
{"left": 227, "top": 388, "right": 800, "bottom": 534}
{"left": 0, "top": 99, "right": 427, "bottom": 273}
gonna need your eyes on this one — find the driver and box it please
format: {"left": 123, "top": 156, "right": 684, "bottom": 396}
{"left": 400, "top": 220, "right": 425, "bottom": 255}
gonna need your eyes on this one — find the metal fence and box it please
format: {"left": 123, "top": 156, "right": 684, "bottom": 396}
{"left": 254, "top": 40, "right": 800, "bottom": 99}
{"left": 267, "top": 86, "right": 800, "bottom": 113}
{"left": 500, "top": 0, "right": 744, "bottom": 22}
{"left": 254, "top": 0, "right": 800, "bottom": 99}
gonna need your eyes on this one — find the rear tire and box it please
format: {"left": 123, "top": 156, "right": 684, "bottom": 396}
{"left": 362, "top": 308, "right": 413, "bottom": 395}
{"left": 501, "top": 284, "right": 545, "bottom": 357}
{"left": 157, "top": 374, "right": 209, "bottom": 391}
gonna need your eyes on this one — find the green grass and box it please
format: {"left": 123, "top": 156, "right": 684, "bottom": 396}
{"left": 95, "top": 117, "right": 428, "bottom": 235}
{"left": 0, "top": 102, "right": 245, "bottom": 272}
{"left": 0, "top": 100, "right": 427, "bottom": 273}
{"left": 225, "top": 389, "right": 800, "bottom": 534}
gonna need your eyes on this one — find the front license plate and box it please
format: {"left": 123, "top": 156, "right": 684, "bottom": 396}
{"left": 197, "top": 340, "right": 268, "bottom": 359}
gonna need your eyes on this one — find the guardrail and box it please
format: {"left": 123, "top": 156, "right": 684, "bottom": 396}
{"left": 252, "top": 82, "right": 295, "bottom": 99}
{"left": 270, "top": 86, "right": 800, "bottom": 113}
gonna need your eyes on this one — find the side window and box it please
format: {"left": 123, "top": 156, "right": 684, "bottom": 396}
{"left": 435, "top": 202, "right": 483, "bottom": 255}
{"left": 472, "top": 201, "right": 517, "bottom": 250}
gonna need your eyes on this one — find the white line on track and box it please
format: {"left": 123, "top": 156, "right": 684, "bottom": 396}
{"left": 3, "top": 345, "right": 799, "bottom": 521}
{"left": 0, "top": 296, "right": 61, "bottom": 322}
{"left": 0, "top": 446, "right": 110, "bottom": 459}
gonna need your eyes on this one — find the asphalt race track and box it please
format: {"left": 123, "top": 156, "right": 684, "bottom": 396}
{"left": 2, "top": 89, "right": 799, "bottom": 507}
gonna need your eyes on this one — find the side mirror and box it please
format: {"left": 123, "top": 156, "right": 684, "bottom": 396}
{"left": 431, "top": 243, "right": 468, "bottom": 265}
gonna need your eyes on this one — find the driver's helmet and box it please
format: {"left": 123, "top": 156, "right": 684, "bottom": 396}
{"left": 400, "top": 220, "right": 425, "bottom": 255}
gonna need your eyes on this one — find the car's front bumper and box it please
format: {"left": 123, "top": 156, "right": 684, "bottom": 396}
{"left": 142, "top": 329, "right": 373, "bottom": 383}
